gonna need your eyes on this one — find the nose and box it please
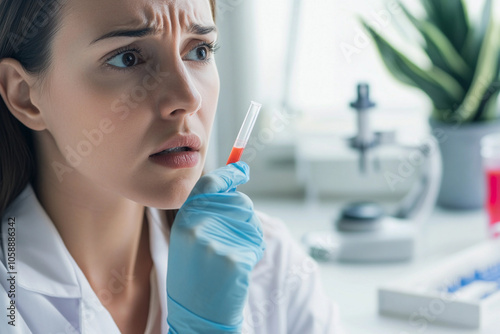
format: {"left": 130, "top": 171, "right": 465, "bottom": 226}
{"left": 156, "top": 60, "right": 202, "bottom": 119}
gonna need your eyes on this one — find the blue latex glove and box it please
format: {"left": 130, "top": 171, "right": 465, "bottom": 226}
{"left": 166, "top": 162, "right": 266, "bottom": 333}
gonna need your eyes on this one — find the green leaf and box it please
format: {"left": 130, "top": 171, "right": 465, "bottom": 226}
{"left": 362, "top": 22, "right": 464, "bottom": 110}
{"left": 400, "top": 3, "right": 471, "bottom": 85}
{"left": 461, "top": 0, "right": 493, "bottom": 69}
{"left": 421, "top": 0, "right": 469, "bottom": 52}
{"left": 478, "top": 83, "right": 500, "bottom": 122}
{"left": 456, "top": 2, "right": 500, "bottom": 122}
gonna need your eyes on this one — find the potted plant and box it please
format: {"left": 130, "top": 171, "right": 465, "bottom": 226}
{"left": 362, "top": 0, "right": 500, "bottom": 209}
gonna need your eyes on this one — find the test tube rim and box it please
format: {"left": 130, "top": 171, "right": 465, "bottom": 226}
{"left": 234, "top": 101, "right": 261, "bottom": 147}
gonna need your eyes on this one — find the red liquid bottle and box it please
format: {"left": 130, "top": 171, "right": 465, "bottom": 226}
{"left": 486, "top": 169, "right": 500, "bottom": 238}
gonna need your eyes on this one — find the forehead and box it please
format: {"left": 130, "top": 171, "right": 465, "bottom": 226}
{"left": 62, "top": 0, "right": 213, "bottom": 36}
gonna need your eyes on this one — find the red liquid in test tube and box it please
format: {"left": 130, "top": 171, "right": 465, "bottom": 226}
{"left": 227, "top": 147, "right": 245, "bottom": 165}
{"left": 226, "top": 101, "right": 262, "bottom": 165}
{"left": 486, "top": 169, "right": 500, "bottom": 238}
{"left": 482, "top": 133, "right": 500, "bottom": 239}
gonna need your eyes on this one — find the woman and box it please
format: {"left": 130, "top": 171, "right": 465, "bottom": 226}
{"left": 0, "top": 0, "right": 342, "bottom": 333}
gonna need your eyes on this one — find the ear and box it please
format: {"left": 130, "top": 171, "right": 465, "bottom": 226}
{"left": 0, "top": 58, "right": 46, "bottom": 131}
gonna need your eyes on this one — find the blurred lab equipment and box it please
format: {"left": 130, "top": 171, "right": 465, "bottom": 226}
{"left": 481, "top": 133, "right": 500, "bottom": 239}
{"left": 302, "top": 83, "right": 442, "bottom": 262}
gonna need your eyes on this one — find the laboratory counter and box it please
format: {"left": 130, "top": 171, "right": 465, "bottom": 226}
{"left": 253, "top": 198, "right": 498, "bottom": 334}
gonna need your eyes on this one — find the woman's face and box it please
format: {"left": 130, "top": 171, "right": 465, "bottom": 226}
{"left": 33, "top": 0, "right": 219, "bottom": 209}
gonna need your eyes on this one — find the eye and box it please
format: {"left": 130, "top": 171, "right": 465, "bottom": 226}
{"left": 105, "top": 47, "right": 144, "bottom": 69}
{"left": 185, "top": 42, "right": 219, "bottom": 62}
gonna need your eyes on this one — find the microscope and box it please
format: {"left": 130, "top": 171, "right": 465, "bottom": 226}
{"left": 302, "top": 83, "right": 442, "bottom": 262}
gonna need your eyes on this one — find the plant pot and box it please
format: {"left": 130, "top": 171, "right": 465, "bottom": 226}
{"left": 429, "top": 118, "right": 500, "bottom": 210}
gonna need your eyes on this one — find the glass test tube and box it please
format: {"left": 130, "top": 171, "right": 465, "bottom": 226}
{"left": 226, "top": 101, "right": 262, "bottom": 165}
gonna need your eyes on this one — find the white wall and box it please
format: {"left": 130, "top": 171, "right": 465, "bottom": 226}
{"left": 254, "top": 0, "right": 487, "bottom": 113}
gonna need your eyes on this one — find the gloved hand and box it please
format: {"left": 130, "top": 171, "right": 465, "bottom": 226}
{"left": 166, "top": 161, "right": 266, "bottom": 334}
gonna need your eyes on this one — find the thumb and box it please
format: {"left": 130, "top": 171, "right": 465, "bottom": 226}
{"left": 191, "top": 161, "right": 250, "bottom": 195}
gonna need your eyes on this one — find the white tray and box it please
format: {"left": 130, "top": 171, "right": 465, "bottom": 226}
{"left": 378, "top": 240, "right": 500, "bottom": 328}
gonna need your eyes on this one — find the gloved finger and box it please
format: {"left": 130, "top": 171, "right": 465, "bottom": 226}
{"left": 177, "top": 193, "right": 255, "bottom": 229}
{"left": 190, "top": 161, "right": 249, "bottom": 195}
{"left": 193, "top": 213, "right": 264, "bottom": 249}
{"left": 185, "top": 191, "right": 253, "bottom": 211}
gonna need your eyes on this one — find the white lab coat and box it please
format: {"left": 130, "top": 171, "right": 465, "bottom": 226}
{"left": 0, "top": 184, "right": 343, "bottom": 333}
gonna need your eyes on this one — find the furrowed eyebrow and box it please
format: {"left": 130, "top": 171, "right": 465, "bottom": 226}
{"left": 90, "top": 23, "right": 217, "bottom": 46}
{"left": 90, "top": 27, "right": 156, "bottom": 45}
{"left": 189, "top": 24, "right": 217, "bottom": 35}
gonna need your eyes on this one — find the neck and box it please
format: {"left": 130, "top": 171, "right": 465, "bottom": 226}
{"left": 33, "top": 164, "right": 153, "bottom": 304}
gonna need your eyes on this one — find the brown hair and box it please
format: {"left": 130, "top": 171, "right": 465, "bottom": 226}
{"left": 0, "top": 0, "right": 217, "bottom": 224}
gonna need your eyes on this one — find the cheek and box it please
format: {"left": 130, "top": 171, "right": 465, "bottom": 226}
{"left": 196, "top": 64, "right": 220, "bottom": 136}
{"left": 41, "top": 66, "right": 151, "bottom": 171}
{"left": 43, "top": 74, "right": 113, "bottom": 149}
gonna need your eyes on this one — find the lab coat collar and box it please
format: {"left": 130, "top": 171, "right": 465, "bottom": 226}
{"left": 2, "top": 184, "right": 82, "bottom": 298}
{"left": 1, "top": 183, "right": 170, "bottom": 311}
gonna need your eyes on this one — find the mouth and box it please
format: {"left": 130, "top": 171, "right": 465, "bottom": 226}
{"left": 150, "top": 134, "right": 202, "bottom": 157}
{"left": 151, "top": 146, "right": 194, "bottom": 156}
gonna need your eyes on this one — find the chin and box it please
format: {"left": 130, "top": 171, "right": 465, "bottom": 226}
{"left": 146, "top": 179, "right": 197, "bottom": 209}
{"left": 145, "top": 193, "right": 189, "bottom": 210}
{"left": 132, "top": 165, "right": 204, "bottom": 209}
